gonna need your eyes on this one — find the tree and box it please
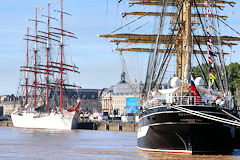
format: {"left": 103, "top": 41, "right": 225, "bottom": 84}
{"left": 192, "top": 63, "right": 208, "bottom": 79}
{"left": 226, "top": 62, "right": 240, "bottom": 95}
{"left": 192, "top": 63, "right": 209, "bottom": 88}
{"left": 192, "top": 62, "right": 240, "bottom": 95}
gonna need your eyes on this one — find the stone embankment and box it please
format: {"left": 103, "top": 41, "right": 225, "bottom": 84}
{"left": 78, "top": 122, "right": 138, "bottom": 132}
{"left": 78, "top": 121, "right": 138, "bottom": 132}
{"left": 0, "top": 121, "right": 13, "bottom": 127}
{"left": 0, "top": 121, "right": 138, "bottom": 132}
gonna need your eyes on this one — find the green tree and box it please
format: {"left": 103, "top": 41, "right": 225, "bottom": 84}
{"left": 226, "top": 62, "right": 240, "bottom": 95}
{"left": 192, "top": 62, "right": 240, "bottom": 95}
{"left": 192, "top": 63, "right": 208, "bottom": 79}
{"left": 192, "top": 63, "right": 209, "bottom": 88}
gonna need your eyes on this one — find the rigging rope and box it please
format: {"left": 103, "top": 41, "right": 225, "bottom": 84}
{"left": 218, "top": 18, "right": 240, "bottom": 37}
{"left": 221, "top": 109, "right": 240, "bottom": 122}
{"left": 192, "top": 0, "right": 222, "bottom": 91}
{"left": 119, "top": 52, "right": 140, "bottom": 105}
{"left": 131, "top": 20, "right": 151, "bottom": 32}
{"left": 214, "top": 1, "right": 229, "bottom": 92}
{"left": 154, "top": 1, "right": 185, "bottom": 87}
{"left": 191, "top": 43, "right": 208, "bottom": 85}
{"left": 146, "top": 0, "right": 168, "bottom": 97}
{"left": 110, "top": 15, "right": 146, "bottom": 34}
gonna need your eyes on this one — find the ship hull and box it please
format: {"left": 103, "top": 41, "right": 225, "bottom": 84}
{"left": 11, "top": 110, "right": 79, "bottom": 130}
{"left": 137, "top": 105, "right": 235, "bottom": 155}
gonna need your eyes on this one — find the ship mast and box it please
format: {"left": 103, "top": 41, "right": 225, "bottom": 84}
{"left": 182, "top": 0, "right": 192, "bottom": 85}
{"left": 34, "top": 8, "right": 38, "bottom": 107}
{"left": 20, "top": 1, "right": 79, "bottom": 110}
{"left": 25, "top": 27, "right": 29, "bottom": 105}
{"left": 60, "top": 0, "right": 64, "bottom": 111}
{"left": 99, "top": 0, "right": 240, "bottom": 93}
{"left": 46, "top": 2, "right": 50, "bottom": 109}
{"left": 52, "top": 0, "right": 78, "bottom": 111}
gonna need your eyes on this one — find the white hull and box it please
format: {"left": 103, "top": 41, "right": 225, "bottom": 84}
{"left": 11, "top": 110, "right": 79, "bottom": 130}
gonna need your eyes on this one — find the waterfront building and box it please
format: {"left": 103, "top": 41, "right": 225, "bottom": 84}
{"left": 70, "top": 89, "right": 101, "bottom": 114}
{"left": 0, "top": 89, "right": 101, "bottom": 117}
{"left": 46, "top": 88, "right": 101, "bottom": 114}
{"left": 0, "top": 95, "right": 21, "bottom": 116}
{"left": 101, "top": 72, "right": 142, "bottom": 116}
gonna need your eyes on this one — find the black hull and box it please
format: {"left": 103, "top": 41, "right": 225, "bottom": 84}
{"left": 137, "top": 105, "right": 235, "bottom": 155}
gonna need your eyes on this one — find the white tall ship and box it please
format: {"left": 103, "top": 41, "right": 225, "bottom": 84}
{"left": 11, "top": 108, "right": 80, "bottom": 130}
{"left": 11, "top": 0, "right": 81, "bottom": 130}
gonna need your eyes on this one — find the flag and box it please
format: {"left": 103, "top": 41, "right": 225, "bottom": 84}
{"left": 209, "top": 50, "right": 216, "bottom": 57}
{"left": 208, "top": 45, "right": 216, "bottom": 56}
{"left": 208, "top": 18, "right": 214, "bottom": 25}
{"left": 206, "top": 26, "right": 211, "bottom": 33}
{"left": 207, "top": 37, "right": 213, "bottom": 46}
{"left": 209, "top": 72, "right": 216, "bottom": 83}
{"left": 208, "top": 55, "right": 213, "bottom": 64}
{"left": 205, "top": 6, "right": 213, "bottom": 16}
{"left": 209, "top": 65, "right": 215, "bottom": 72}
{"left": 191, "top": 77, "right": 201, "bottom": 97}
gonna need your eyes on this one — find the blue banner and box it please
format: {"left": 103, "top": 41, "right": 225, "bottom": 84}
{"left": 126, "top": 98, "right": 139, "bottom": 113}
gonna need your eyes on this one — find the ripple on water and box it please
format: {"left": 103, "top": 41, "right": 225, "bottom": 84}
{"left": 0, "top": 127, "right": 239, "bottom": 160}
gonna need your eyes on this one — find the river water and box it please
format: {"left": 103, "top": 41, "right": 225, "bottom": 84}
{"left": 0, "top": 127, "right": 240, "bottom": 160}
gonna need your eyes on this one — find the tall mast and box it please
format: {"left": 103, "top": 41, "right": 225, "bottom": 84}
{"left": 25, "top": 27, "right": 29, "bottom": 105}
{"left": 60, "top": 0, "right": 64, "bottom": 111}
{"left": 99, "top": 0, "right": 240, "bottom": 98}
{"left": 34, "top": 8, "right": 38, "bottom": 107}
{"left": 182, "top": 0, "right": 192, "bottom": 85}
{"left": 20, "top": 1, "right": 79, "bottom": 111}
{"left": 46, "top": 2, "right": 50, "bottom": 109}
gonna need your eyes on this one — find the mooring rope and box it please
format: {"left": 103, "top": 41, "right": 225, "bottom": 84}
{"left": 169, "top": 105, "right": 240, "bottom": 127}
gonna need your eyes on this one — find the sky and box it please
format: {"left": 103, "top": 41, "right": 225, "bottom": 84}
{"left": 0, "top": 0, "right": 126, "bottom": 95}
{"left": 0, "top": 0, "right": 240, "bottom": 95}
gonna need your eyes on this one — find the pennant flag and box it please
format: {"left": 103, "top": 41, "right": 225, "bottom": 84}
{"left": 205, "top": 7, "right": 213, "bottom": 16}
{"left": 207, "top": 36, "right": 213, "bottom": 46}
{"left": 205, "top": 0, "right": 216, "bottom": 97}
{"left": 207, "top": 41, "right": 213, "bottom": 46}
{"left": 207, "top": 36, "right": 212, "bottom": 42}
{"left": 209, "top": 50, "right": 217, "bottom": 57}
{"left": 209, "top": 72, "right": 216, "bottom": 84}
{"left": 208, "top": 54, "right": 213, "bottom": 60}
{"left": 206, "top": 26, "right": 211, "bottom": 33}
{"left": 208, "top": 55, "right": 213, "bottom": 64}
{"left": 209, "top": 65, "right": 215, "bottom": 72}
{"left": 208, "top": 18, "right": 214, "bottom": 25}
{"left": 208, "top": 45, "right": 214, "bottom": 53}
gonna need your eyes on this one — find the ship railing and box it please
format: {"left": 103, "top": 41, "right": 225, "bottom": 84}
{"left": 173, "top": 96, "right": 203, "bottom": 106}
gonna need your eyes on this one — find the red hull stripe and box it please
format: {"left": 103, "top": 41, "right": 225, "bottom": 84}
{"left": 137, "top": 147, "right": 192, "bottom": 155}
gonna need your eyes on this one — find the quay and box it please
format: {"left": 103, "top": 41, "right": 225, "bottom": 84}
{"left": 78, "top": 121, "right": 138, "bottom": 132}
{"left": 0, "top": 121, "right": 138, "bottom": 132}
{"left": 0, "top": 121, "right": 13, "bottom": 127}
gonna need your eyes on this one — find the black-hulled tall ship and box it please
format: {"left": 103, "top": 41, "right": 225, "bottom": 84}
{"left": 100, "top": 0, "right": 240, "bottom": 155}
